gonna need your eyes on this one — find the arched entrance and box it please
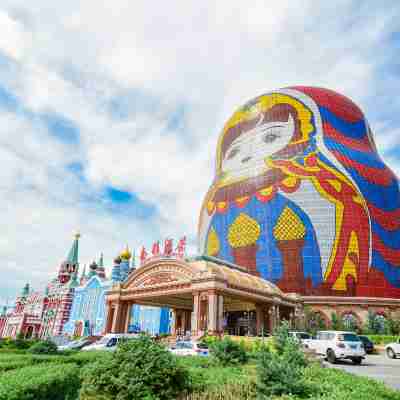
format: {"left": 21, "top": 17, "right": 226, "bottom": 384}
{"left": 105, "top": 256, "right": 301, "bottom": 337}
{"left": 74, "top": 321, "right": 84, "bottom": 337}
{"left": 341, "top": 311, "right": 361, "bottom": 331}
{"left": 25, "top": 326, "right": 34, "bottom": 339}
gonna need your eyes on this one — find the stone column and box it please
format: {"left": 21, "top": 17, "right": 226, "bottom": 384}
{"left": 111, "top": 301, "right": 122, "bottom": 333}
{"left": 268, "top": 305, "right": 276, "bottom": 333}
{"left": 256, "top": 304, "right": 264, "bottom": 336}
{"left": 171, "top": 309, "right": 177, "bottom": 336}
{"left": 198, "top": 293, "right": 209, "bottom": 333}
{"left": 124, "top": 303, "right": 132, "bottom": 333}
{"left": 192, "top": 292, "right": 199, "bottom": 336}
{"left": 276, "top": 306, "right": 280, "bottom": 329}
{"left": 217, "top": 295, "right": 224, "bottom": 334}
{"left": 208, "top": 291, "right": 218, "bottom": 334}
{"left": 181, "top": 310, "right": 186, "bottom": 336}
{"left": 105, "top": 303, "right": 114, "bottom": 334}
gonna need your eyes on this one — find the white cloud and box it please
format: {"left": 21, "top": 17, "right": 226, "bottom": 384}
{"left": 0, "top": 10, "right": 31, "bottom": 61}
{"left": 0, "top": 1, "right": 399, "bottom": 300}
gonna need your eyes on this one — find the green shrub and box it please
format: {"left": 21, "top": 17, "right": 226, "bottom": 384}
{"left": 198, "top": 335, "right": 220, "bottom": 348}
{"left": 69, "top": 350, "right": 112, "bottom": 366}
{"left": 274, "top": 320, "right": 305, "bottom": 356}
{"left": 0, "top": 348, "right": 27, "bottom": 354}
{"left": 248, "top": 338, "right": 270, "bottom": 358}
{"left": 80, "top": 334, "right": 190, "bottom": 400}
{"left": 257, "top": 321, "right": 311, "bottom": 399}
{"left": 256, "top": 347, "right": 313, "bottom": 398}
{"left": 0, "top": 354, "right": 74, "bottom": 370}
{"left": 366, "top": 335, "right": 399, "bottom": 345}
{"left": 331, "top": 312, "right": 344, "bottom": 331}
{"left": 0, "top": 353, "right": 33, "bottom": 362}
{"left": 385, "top": 317, "right": 400, "bottom": 335}
{"left": 28, "top": 340, "right": 58, "bottom": 354}
{"left": 304, "top": 363, "right": 400, "bottom": 400}
{"left": 0, "top": 350, "right": 112, "bottom": 370}
{"left": 0, "top": 363, "right": 80, "bottom": 400}
{"left": 209, "top": 336, "right": 248, "bottom": 366}
{"left": 177, "top": 357, "right": 257, "bottom": 397}
{"left": 0, "top": 360, "right": 33, "bottom": 373}
{"left": 0, "top": 337, "right": 36, "bottom": 350}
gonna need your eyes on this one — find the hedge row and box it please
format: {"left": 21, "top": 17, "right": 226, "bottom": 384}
{"left": 0, "top": 350, "right": 111, "bottom": 369}
{"left": 304, "top": 364, "right": 400, "bottom": 400}
{"left": 0, "top": 360, "right": 33, "bottom": 373}
{"left": 0, "top": 363, "right": 80, "bottom": 400}
{"left": 366, "top": 335, "right": 399, "bottom": 345}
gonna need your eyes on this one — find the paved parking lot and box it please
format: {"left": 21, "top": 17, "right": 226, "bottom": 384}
{"left": 328, "top": 354, "right": 400, "bottom": 390}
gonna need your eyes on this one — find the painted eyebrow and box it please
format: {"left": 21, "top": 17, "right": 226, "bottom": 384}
{"left": 262, "top": 125, "right": 285, "bottom": 129}
{"left": 225, "top": 146, "right": 240, "bottom": 158}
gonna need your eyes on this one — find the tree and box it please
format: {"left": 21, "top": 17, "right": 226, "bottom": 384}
{"left": 331, "top": 312, "right": 343, "bottom": 331}
{"left": 80, "top": 334, "right": 190, "bottom": 400}
{"left": 305, "top": 309, "right": 327, "bottom": 337}
{"left": 257, "top": 321, "right": 312, "bottom": 398}
{"left": 384, "top": 316, "right": 400, "bottom": 335}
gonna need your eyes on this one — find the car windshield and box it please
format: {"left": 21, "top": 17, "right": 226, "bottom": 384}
{"left": 97, "top": 336, "right": 112, "bottom": 345}
{"left": 71, "top": 339, "right": 87, "bottom": 346}
{"left": 197, "top": 343, "right": 208, "bottom": 349}
{"left": 298, "top": 333, "right": 310, "bottom": 339}
{"left": 107, "top": 338, "right": 118, "bottom": 346}
{"left": 176, "top": 342, "right": 193, "bottom": 349}
{"left": 338, "top": 334, "right": 359, "bottom": 342}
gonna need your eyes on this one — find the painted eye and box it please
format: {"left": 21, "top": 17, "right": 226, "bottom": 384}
{"left": 227, "top": 147, "right": 240, "bottom": 160}
{"left": 263, "top": 133, "right": 279, "bottom": 143}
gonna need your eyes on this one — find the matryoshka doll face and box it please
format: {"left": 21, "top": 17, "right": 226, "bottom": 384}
{"left": 221, "top": 113, "right": 295, "bottom": 182}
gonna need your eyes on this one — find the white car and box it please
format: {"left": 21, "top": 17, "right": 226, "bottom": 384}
{"left": 385, "top": 338, "right": 400, "bottom": 359}
{"left": 58, "top": 338, "right": 91, "bottom": 351}
{"left": 289, "top": 331, "right": 312, "bottom": 343}
{"left": 82, "top": 333, "right": 138, "bottom": 351}
{"left": 169, "top": 341, "right": 209, "bottom": 357}
{"left": 304, "top": 331, "right": 365, "bottom": 364}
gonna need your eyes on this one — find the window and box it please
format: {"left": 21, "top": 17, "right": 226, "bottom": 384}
{"left": 299, "top": 333, "right": 311, "bottom": 339}
{"left": 338, "top": 333, "right": 359, "bottom": 342}
{"left": 342, "top": 313, "right": 358, "bottom": 331}
{"left": 318, "top": 333, "right": 328, "bottom": 340}
{"left": 374, "top": 315, "right": 386, "bottom": 334}
{"left": 107, "top": 338, "right": 117, "bottom": 347}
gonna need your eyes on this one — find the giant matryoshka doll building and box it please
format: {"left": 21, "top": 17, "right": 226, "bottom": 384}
{"left": 199, "top": 86, "right": 400, "bottom": 328}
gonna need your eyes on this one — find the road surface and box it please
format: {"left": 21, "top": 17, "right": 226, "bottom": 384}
{"left": 328, "top": 354, "right": 400, "bottom": 390}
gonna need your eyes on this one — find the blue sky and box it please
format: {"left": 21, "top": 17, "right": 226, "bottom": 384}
{"left": 0, "top": 1, "right": 399, "bottom": 303}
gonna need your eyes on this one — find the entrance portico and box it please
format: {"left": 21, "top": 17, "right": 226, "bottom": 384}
{"left": 105, "top": 256, "right": 301, "bottom": 337}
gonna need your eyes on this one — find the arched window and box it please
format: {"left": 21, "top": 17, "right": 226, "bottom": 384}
{"left": 342, "top": 313, "right": 358, "bottom": 331}
{"left": 308, "top": 311, "right": 327, "bottom": 331}
{"left": 374, "top": 314, "right": 386, "bottom": 334}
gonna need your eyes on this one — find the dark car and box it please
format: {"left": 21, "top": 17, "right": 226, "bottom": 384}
{"left": 358, "top": 335, "right": 374, "bottom": 354}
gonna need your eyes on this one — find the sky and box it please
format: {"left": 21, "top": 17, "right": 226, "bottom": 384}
{"left": 0, "top": 1, "right": 399, "bottom": 304}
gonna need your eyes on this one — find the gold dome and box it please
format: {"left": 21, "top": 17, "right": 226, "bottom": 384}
{"left": 120, "top": 245, "right": 132, "bottom": 260}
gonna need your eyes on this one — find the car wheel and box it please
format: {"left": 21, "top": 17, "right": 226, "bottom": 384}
{"left": 327, "top": 349, "right": 336, "bottom": 364}
{"left": 352, "top": 357, "right": 362, "bottom": 365}
{"left": 386, "top": 348, "right": 396, "bottom": 359}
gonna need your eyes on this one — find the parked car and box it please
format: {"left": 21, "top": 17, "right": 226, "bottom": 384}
{"left": 169, "top": 341, "right": 209, "bottom": 357}
{"left": 289, "top": 331, "right": 312, "bottom": 343}
{"left": 82, "top": 333, "right": 138, "bottom": 351}
{"left": 358, "top": 335, "right": 374, "bottom": 354}
{"left": 385, "top": 338, "right": 400, "bottom": 359}
{"left": 303, "top": 331, "right": 365, "bottom": 364}
{"left": 58, "top": 336, "right": 100, "bottom": 351}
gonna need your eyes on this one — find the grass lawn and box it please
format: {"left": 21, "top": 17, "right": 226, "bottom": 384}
{"left": 178, "top": 357, "right": 400, "bottom": 400}
{"left": 0, "top": 349, "right": 399, "bottom": 400}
